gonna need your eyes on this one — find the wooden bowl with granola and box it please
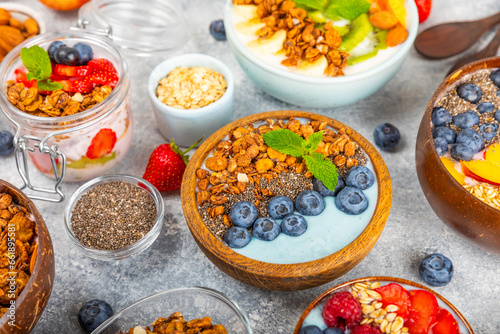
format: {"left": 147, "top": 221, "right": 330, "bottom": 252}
{"left": 181, "top": 110, "right": 392, "bottom": 291}
{"left": 416, "top": 56, "right": 500, "bottom": 254}
{"left": 0, "top": 179, "right": 55, "bottom": 333}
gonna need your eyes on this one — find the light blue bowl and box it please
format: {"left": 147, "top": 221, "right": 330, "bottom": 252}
{"left": 224, "top": 0, "right": 418, "bottom": 108}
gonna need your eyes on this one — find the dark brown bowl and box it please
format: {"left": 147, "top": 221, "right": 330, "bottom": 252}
{"left": 415, "top": 56, "right": 500, "bottom": 254}
{"left": 0, "top": 179, "right": 55, "bottom": 333}
{"left": 181, "top": 110, "right": 392, "bottom": 291}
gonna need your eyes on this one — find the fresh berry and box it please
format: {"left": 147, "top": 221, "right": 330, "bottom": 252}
{"left": 142, "top": 138, "right": 201, "bottom": 192}
{"left": 47, "top": 41, "right": 65, "bottom": 63}
{"left": 322, "top": 291, "right": 362, "bottom": 330}
{"left": 89, "top": 70, "right": 119, "bottom": 88}
{"left": 57, "top": 77, "right": 94, "bottom": 94}
{"left": 405, "top": 290, "right": 439, "bottom": 334}
{"left": 78, "top": 299, "right": 113, "bottom": 333}
{"left": 224, "top": 226, "right": 252, "bottom": 248}
{"left": 299, "top": 325, "right": 323, "bottom": 334}
{"left": 374, "top": 283, "right": 411, "bottom": 319}
{"left": 280, "top": 214, "right": 307, "bottom": 237}
{"left": 313, "top": 176, "right": 345, "bottom": 197}
{"left": 230, "top": 201, "right": 258, "bottom": 228}
{"left": 54, "top": 64, "right": 92, "bottom": 77}
{"left": 450, "top": 144, "right": 473, "bottom": 161}
{"left": 419, "top": 253, "right": 453, "bottom": 287}
{"left": 86, "top": 129, "right": 117, "bottom": 160}
{"left": 209, "top": 19, "right": 226, "bottom": 41}
{"left": 295, "top": 190, "right": 326, "bottom": 216}
{"left": 88, "top": 58, "right": 117, "bottom": 75}
{"left": 54, "top": 46, "right": 80, "bottom": 66}
{"left": 431, "top": 107, "right": 451, "bottom": 126}
{"left": 345, "top": 166, "right": 375, "bottom": 190}
{"left": 490, "top": 69, "right": 500, "bottom": 87}
{"left": 73, "top": 42, "right": 94, "bottom": 65}
{"left": 252, "top": 217, "right": 280, "bottom": 241}
{"left": 456, "top": 128, "right": 484, "bottom": 153}
{"left": 476, "top": 102, "right": 495, "bottom": 114}
{"left": 451, "top": 110, "right": 479, "bottom": 129}
{"left": 335, "top": 187, "right": 368, "bottom": 215}
{"left": 0, "top": 131, "right": 14, "bottom": 156}
{"left": 267, "top": 195, "right": 294, "bottom": 219}
{"left": 373, "top": 123, "right": 401, "bottom": 151}
{"left": 350, "top": 325, "right": 382, "bottom": 334}
{"left": 323, "top": 328, "right": 345, "bottom": 334}
{"left": 414, "top": 0, "right": 432, "bottom": 23}
{"left": 431, "top": 308, "right": 460, "bottom": 334}
{"left": 14, "top": 68, "right": 36, "bottom": 88}
{"left": 457, "top": 83, "right": 481, "bottom": 103}
{"left": 432, "top": 127, "right": 456, "bottom": 144}
{"left": 433, "top": 137, "right": 448, "bottom": 156}
{"left": 479, "top": 123, "right": 498, "bottom": 141}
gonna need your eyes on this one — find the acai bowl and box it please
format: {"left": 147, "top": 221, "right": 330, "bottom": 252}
{"left": 224, "top": 0, "right": 418, "bottom": 108}
{"left": 181, "top": 110, "right": 392, "bottom": 291}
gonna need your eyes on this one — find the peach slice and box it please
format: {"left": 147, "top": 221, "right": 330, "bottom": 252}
{"left": 485, "top": 143, "right": 500, "bottom": 165}
{"left": 377, "top": 0, "right": 406, "bottom": 27}
{"left": 441, "top": 157, "right": 465, "bottom": 185}
{"left": 461, "top": 160, "right": 500, "bottom": 186}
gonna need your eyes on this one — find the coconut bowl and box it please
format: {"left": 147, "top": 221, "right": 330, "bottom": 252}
{"left": 415, "top": 56, "right": 500, "bottom": 254}
{"left": 0, "top": 179, "right": 55, "bottom": 333}
{"left": 181, "top": 110, "right": 392, "bottom": 291}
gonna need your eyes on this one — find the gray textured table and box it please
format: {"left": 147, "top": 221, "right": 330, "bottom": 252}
{"left": 1, "top": 0, "right": 500, "bottom": 333}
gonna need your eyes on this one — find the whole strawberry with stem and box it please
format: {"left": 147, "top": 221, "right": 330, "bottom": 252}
{"left": 143, "top": 138, "right": 202, "bottom": 192}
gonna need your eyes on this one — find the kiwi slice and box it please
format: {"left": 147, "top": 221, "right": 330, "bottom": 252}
{"left": 346, "top": 30, "right": 389, "bottom": 65}
{"left": 339, "top": 14, "right": 372, "bottom": 52}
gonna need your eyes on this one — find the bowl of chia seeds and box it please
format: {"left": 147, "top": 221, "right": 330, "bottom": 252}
{"left": 64, "top": 174, "right": 165, "bottom": 261}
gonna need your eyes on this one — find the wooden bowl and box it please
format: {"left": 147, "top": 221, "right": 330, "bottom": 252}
{"left": 293, "top": 276, "right": 474, "bottom": 333}
{"left": 0, "top": 179, "right": 55, "bottom": 333}
{"left": 181, "top": 110, "right": 392, "bottom": 291}
{"left": 415, "top": 56, "right": 500, "bottom": 254}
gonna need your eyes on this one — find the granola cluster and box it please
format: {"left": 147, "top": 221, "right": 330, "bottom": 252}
{"left": 6, "top": 81, "right": 112, "bottom": 117}
{"left": 233, "top": 0, "right": 350, "bottom": 76}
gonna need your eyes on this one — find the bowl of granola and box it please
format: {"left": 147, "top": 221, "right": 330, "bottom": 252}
{"left": 181, "top": 110, "right": 392, "bottom": 290}
{"left": 0, "top": 179, "right": 55, "bottom": 333}
{"left": 224, "top": 0, "right": 418, "bottom": 108}
{"left": 416, "top": 56, "right": 500, "bottom": 254}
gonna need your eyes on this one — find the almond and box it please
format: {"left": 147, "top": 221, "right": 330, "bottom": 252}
{"left": 24, "top": 18, "right": 39, "bottom": 36}
{"left": 0, "top": 8, "right": 11, "bottom": 25}
{"left": 9, "top": 18, "right": 24, "bottom": 30}
{"left": 386, "top": 26, "right": 408, "bottom": 47}
{"left": 369, "top": 10, "right": 398, "bottom": 30}
{"left": 0, "top": 25, "right": 25, "bottom": 52}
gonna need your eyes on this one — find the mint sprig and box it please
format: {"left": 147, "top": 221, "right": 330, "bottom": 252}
{"left": 263, "top": 129, "right": 338, "bottom": 191}
{"left": 20, "top": 45, "right": 63, "bottom": 92}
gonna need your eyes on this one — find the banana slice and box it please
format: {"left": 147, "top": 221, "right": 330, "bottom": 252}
{"left": 296, "top": 56, "right": 328, "bottom": 76}
{"left": 247, "top": 29, "right": 286, "bottom": 55}
{"left": 233, "top": 4, "right": 258, "bottom": 21}
{"left": 236, "top": 18, "right": 266, "bottom": 35}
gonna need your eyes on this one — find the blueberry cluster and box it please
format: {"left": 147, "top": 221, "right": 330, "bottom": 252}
{"left": 48, "top": 41, "right": 94, "bottom": 66}
{"left": 432, "top": 69, "right": 500, "bottom": 161}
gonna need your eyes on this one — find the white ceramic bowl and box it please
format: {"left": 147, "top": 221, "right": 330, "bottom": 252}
{"left": 224, "top": 0, "right": 418, "bottom": 108}
{"left": 148, "top": 53, "right": 234, "bottom": 147}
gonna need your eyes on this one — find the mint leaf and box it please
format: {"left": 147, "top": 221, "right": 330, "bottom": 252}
{"left": 20, "top": 45, "right": 52, "bottom": 81}
{"left": 303, "top": 152, "right": 338, "bottom": 191}
{"left": 324, "top": 0, "right": 371, "bottom": 21}
{"left": 263, "top": 129, "right": 306, "bottom": 157}
{"left": 294, "top": 0, "right": 328, "bottom": 10}
{"left": 303, "top": 131, "right": 323, "bottom": 153}
{"left": 37, "top": 79, "right": 63, "bottom": 91}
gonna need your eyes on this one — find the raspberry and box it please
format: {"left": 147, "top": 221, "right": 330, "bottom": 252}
{"left": 351, "top": 325, "right": 383, "bottom": 334}
{"left": 322, "top": 291, "right": 362, "bottom": 330}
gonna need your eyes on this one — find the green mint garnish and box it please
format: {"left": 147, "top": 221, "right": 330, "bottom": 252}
{"left": 20, "top": 45, "right": 63, "bottom": 91}
{"left": 263, "top": 129, "right": 338, "bottom": 191}
{"left": 294, "top": 0, "right": 329, "bottom": 11}
{"left": 324, "top": 0, "right": 371, "bottom": 21}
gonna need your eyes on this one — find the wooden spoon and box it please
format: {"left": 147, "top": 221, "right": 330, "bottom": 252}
{"left": 415, "top": 12, "right": 500, "bottom": 59}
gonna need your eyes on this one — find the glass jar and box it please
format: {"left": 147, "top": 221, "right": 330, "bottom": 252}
{"left": 0, "top": 30, "right": 133, "bottom": 202}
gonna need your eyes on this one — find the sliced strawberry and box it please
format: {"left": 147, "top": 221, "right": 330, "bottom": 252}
{"left": 405, "top": 290, "right": 440, "bottom": 334}
{"left": 54, "top": 64, "right": 92, "bottom": 77}
{"left": 57, "top": 77, "right": 95, "bottom": 94}
{"left": 14, "top": 68, "right": 37, "bottom": 88}
{"left": 89, "top": 70, "right": 119, "bottom": 87}
{"left": 86, "top": 128, "right": 117, "bottom": 159}
{"left": 374, "top": 283, "right": 411, "bottom": 319}
{"left": 430, "top": 309, "right": 460, "bottom": 334}
{"left": 88, "top": 58, "right": 117, "bottom": 75}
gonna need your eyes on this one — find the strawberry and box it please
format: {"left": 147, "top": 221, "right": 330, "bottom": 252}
{"left": 415, "top": 0, "right": 432, "bottom": 23}
{"left": 430, "top": 309, "right": 460, "bottom": 334}
{"left": 405, "top": 290, "right": 439, "bottom": 334}
{"left": 57, "top": 77, "right": 95, "bottom": 94}
{"left": 88, "top": 58, "right": 117, "bottom": 75}
{"left": 374, "top": 283, "right": 411, "bottom": 319}
{"left": 143, "top": 138, "right": 202, "bottom": 192}
{"left": 54, "top": 64, "right": 92, "bottom": 77}
{"left": 86, "top": 128, "right": 117, "bottom": 159}
{"left": 89, "top": 70, "right": 119, "bottom": 88}
{"left": 14, "top": 68, "right": 36, "bottom": 88}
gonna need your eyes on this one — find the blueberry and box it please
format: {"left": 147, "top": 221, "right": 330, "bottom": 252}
{"left": 451, "top": 110, "right": 479, "bottom": 129}
{"left": 47, "top": 41, "right": 65, "bottom": 63}
{"left": 54, "top": 46, "right": 80, "bottom": 66}
{"left": 209, "top": 19, "right": 226, "bottom": 41}
{"left": 495, "top": 109, "right": 500, "bottom": 122}
{"left": 456, "top": 128, "right": 484, "bottom": 153}
{"left": 230, "top": 201, "right": 258, "bottom": 228}
{"left": 476, "top": 102, "right": 495, "bottom": 114}
{"left": 457, "top": 83, "right": 482, "bottom": 103}
{"left": 373, "top": 123, "right": 401, "bottom": 151}
{"left": 312, "top": 176, "right": 345, "bottom": 197}
{"left": 479, "top": 123, "right": 498, "bottom": 141}
{"left": 324, "top": 328, "right": 345, "bottom": 334}
{"left": 497, "top": 90, "right": 500, "bottom": 98}
{"left": 280, "top": 214, "right": 307, "bottom": 237}
{"left": 345, "top": 165, "right": 375, "bottom": 190}
{"left": 295, "top": 190, "right": 326, "bottom": 216}
{"left": 432, "top": 126, "right": 457, "bottom": 144}
{"left": 299, "top": 325, "right": 323, "bottom": 334}
{"left": 335, "top": 187, "right": 368, "bottom": 215}
{"left": 252, "top": 217, "right": 280, "bottom": 241}
{"left": 450, "top": 144, "right": 473, "bottom": 161}
{"left": 490, "top": 69, "right": 500, "bottom": 87}
{"left": 267, "top": 195, "right": 294, "bottom": 219}
{"left": 419, "top": 253, "right": 453, "bottom": 287}
{"left": 224, "top": 226, "right": 252, "bottom": 248}
{"left": 73, "top": 42, "right": 94, "bottom": 65}
{"left": 0, "top": 131, "right": 14, "bottom": 156}
{"left": 433, "top": 137, "right": 448, "bottom": 156}
{"left": 78, "top": 299, "right": 113, "bottom": 333}
{"left": 431, "top": 107, "right": 451, "bottom": 126}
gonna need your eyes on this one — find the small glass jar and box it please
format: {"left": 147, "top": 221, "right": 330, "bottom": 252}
{"left": 0, "top": 30, "right": 133, "bottom": 202}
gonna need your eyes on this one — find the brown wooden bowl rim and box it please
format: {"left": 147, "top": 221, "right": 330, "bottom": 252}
{"left": 420, "top": 55, "right": 500, "bottom": 216}
{"left": 181, "top": 110, "right": 392, "bottom": 279}
{"left": 293, "top": 276, "right": 475, "bottom": 334}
